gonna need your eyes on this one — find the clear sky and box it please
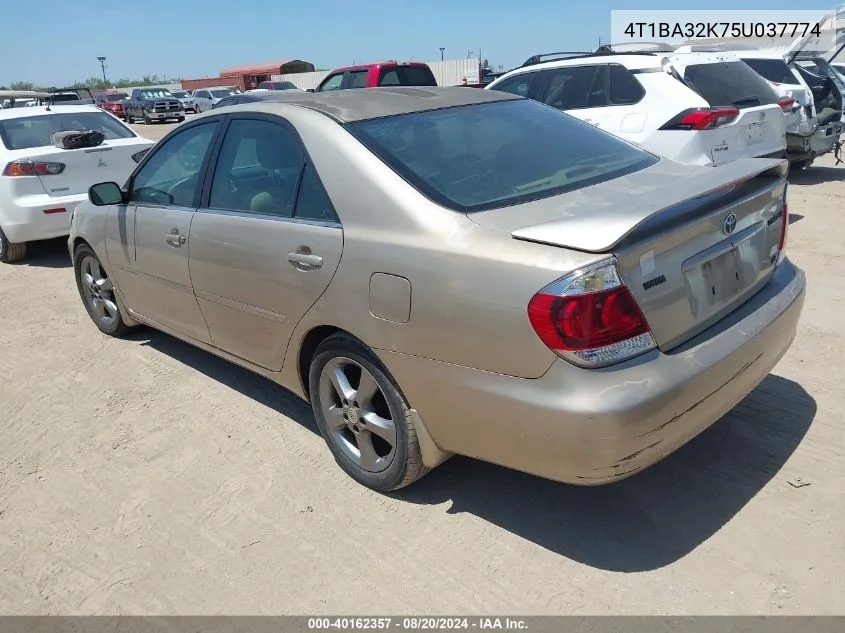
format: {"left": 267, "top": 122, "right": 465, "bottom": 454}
{"left": 1, "top": 0, "right": 824, "bottom": 86}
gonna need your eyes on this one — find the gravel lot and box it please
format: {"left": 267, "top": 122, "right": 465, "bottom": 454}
{"left": 0, "top": 119, "right": 843, "bottom": 614}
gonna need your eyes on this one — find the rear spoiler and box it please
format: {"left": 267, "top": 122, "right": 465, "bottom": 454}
{"left": 512, "top": 158, "right": 788, "bottom": 253}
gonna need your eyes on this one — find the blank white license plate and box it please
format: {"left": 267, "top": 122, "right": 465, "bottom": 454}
{"left": 747, "top": 123, "right": 764, "bottom": 144}
{"left": 700, "top": 247, "right": 743, "bottom": 306}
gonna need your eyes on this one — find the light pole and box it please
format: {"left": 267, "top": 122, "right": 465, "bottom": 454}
{"left": 97, "top": 57, "right": 107, "bottom": 85}
{"left": 439, "top": 47, "right": 445, "bottom": 61}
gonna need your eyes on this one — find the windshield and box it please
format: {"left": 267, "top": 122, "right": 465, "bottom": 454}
{"left": 0, "top": 111, "right": 136, "bottom": 150}
{"left": 140, "top": 89, "right": 174, "bottom": 99}
{"left": 742, "top": 58, "right": 800, "bottom": 86}
{"left": 211, "top": 88, "right": 239, "bottom": 98}
{"left": 683, "top": 61, "right": 779, "bottom": 108}
{"left": 171, "top": 91, "right": 189, "bottom": 98}
{"left": 346, "top": 99, "right": 657, "bottom": 212}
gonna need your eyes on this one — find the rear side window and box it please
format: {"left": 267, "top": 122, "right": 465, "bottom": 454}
{"left": 608, "top": 64, "right": 645, "bottom": 104}
{"left": 682, "top": 61, "right": 779, "bottom": 108}
{"left": 347, "top": 99, "right": 657, "bottom": 212}
{"left": 347, "top": 71, "right": 369, "bottom": 89}
{"left": 538, "top": 65, "right": 607, "bottom": 110}
{"left": 378, "top": 66, "right": 437, "bottom": 87}
{"left": 0, "top": 111, "right": 135, "bottom": 150}
{"left": 741, "top": 58, "right": 800, "bottom": 85}
{"left": 490, "top": 73, "right": 536, "bottom": 97}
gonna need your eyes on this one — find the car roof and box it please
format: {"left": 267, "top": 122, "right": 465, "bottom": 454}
{"left": 329, "top": 61, "right": 431, "bottom": 74}
{"left": 208, "top": 86, "right": 521, "bottom": 123}
{"left": 0, "top": 104, "right": 104, "bottom": 120}
{"left": 506, "top": 53, "right": 664, "bottom": 74}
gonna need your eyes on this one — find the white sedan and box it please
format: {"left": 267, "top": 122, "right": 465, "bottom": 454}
{"left": 0, "top": 98, "right": 154, "bottom": 262}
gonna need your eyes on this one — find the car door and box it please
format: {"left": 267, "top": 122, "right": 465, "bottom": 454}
{"left": 105, "top": 118, "right": 222, "bottom": 343}
{"left": 188, "top": 115, "right": 343, "bottom": 371}
{"left": 536, "top": 64, "right": 610, "bottom": 127}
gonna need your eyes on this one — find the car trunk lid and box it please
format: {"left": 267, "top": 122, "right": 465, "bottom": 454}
{"left": 468, "top": 157, "right": 788, "bottom": 351}
{"left": 22, "top": 138, "right": 153, "bottom": 196}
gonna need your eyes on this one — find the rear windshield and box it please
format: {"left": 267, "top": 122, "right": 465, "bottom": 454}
{"left": 103, "top": 94, "right": 127, "bottom": 102}
{"left": 270, "top": 82, "right": 296, "bottom": 90}
{"left": 211, "top": 88, "right": 239, "bottom": 98}
{"left": 171, "top": 91, "right": 189, "bottom": 98}
{"left": 346, "top": 99, "right": 657, "bottom": 212}
{"left": 683, "top": 61, "right": 779, "bottom": 108}
{"left": 52, "top": 93, "right": 81, "bottom": 102}
{"left": 0, "top": 111, "right": 135, "bottom": 150}
{"left": 741, "top": 58, "right": 799, "bottom": 85}
{"left": 378, "top": 66, "right": 437, "bottom": 87}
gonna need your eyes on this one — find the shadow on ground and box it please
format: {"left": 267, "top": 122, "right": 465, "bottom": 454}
{"left": 789, "top": 165, "right": 845, "bottom": 185}
{"left": 137, "top": 329, "right": 815, "bottom": 573}
{"left": 12, "top": 237, "right": 71, "bottom": 268}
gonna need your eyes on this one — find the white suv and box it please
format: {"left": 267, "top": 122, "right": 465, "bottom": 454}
{"left": 486, "top": 48, "right": 789, "bottom": 166}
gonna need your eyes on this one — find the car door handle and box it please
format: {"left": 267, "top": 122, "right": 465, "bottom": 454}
{"left": 288, "top": 252, "right": 323, "bottom": 269}
{"left": 165, "top": 232, "right": 187, "bottom": 247}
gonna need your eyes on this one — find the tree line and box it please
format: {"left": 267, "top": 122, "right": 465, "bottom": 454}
{"left": 1, "top": 75, "right": 181, "bottom": 92}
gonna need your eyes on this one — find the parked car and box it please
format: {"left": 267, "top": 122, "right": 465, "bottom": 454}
{"left": 125, "top": 88, "right": 184, "bottom": 124}
{"left": 0, "top": 97, "right": 154, "bottom": 262}
{"left": 70, "top": 87, "right": 803, "bottom": 492}
{"left": 192, "top": 87, "right": 241, "bottom": 113}
{"left": 312, "top": 61, "right": 437, "bottom": 92}
{"left": 731, "top": 48, "right": 838, "bottom": 169}
{"left": 486, "top": 48, "right": 789, "bottom": 166}
{"left": 94, "top": 91, "right": 130, "bottom": 120}
{"left": 170, "top": 90, "right": 197, "bottom": 113}
{"left": 256, "top": 80, "right": 300, "bottom": 91}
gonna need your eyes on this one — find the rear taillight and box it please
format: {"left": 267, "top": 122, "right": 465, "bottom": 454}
{"left": 660, "top": 107, "right": 740, "bottom": 131}
{"left": 527, "top": 259, "right": 656, "bottom": 368}
{"left": 778, "top": 97, "right": 796, "bottom": 113}
{"left": 2, "top": 160, "right": 65, "bottom": 177}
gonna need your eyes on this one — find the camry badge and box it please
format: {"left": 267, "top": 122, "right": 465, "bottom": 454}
{"left": 97, "top": 158, "right": 108, "bottom": 168}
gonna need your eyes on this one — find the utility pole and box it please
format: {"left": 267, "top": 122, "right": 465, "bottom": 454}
{"left": 439, "top": 47, "right": 445, "bottom": 61}
{"left": 97, "top": 57, "right": 107, "bottom": 85}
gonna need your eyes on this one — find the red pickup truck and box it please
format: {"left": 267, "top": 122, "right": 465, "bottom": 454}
{"left": 94, "top": 91, "right": 129, "bottom": 119}
{"left": 311, "top": 61, "right": 437, "bottom": 92}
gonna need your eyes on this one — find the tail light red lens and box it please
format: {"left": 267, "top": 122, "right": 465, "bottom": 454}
{"left": 778, "top": 97, "right": 796, "bottom": 113}
{"left": 3, "top": 160, "right": 65, "bottom": 177}
{"left": 528, "top": 259, "right": 656, "bottom": 368}
{"left": 660, "top": 107, "right": 740, "bottom": 131}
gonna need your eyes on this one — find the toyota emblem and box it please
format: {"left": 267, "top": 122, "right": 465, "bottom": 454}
{"left": 722, "top": 213, "right": 737, "bottom": 235}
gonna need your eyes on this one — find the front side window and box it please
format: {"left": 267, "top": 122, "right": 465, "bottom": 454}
{"left": 139, "top": 89, "right": 174, "bottom": 100}
{"left": 0, "top": 111, "right": 135, "bottom": 150}
{"left": 538, "top": 65, "right": 607, "bottom": 110}
{"left": 130, "top": 122, "right": 219, "bottom": 207}
{"left": 318, "top": 74, "right": 344, "bottom": 92}
{"left": 490, "top": 73, "right": 536, "bottom": 97}
{"left": 209, "top": 119, "right": 304, "bottom": 217}
{"left": 347, "top": 99, "right": 657, "bottom": 212}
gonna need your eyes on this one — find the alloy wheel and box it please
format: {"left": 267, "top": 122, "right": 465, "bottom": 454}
{"left": 79, "top": 255, "right": 120, "bottom": 328}
{"left": 318, "top": 357, "right": 397, "bottom": 473}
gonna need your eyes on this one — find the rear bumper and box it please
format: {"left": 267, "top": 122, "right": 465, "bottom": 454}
{"left": 378, "top": 258, "right": 805, "bottom": 485}
{"left": 1, "top": 192, "right": 87, "bottom": 243}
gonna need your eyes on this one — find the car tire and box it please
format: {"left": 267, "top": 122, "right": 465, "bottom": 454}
{"left": 142, "top": 111, "right": 152, "bottom": 124}
{"left": 308, "top": 333, "right": 430, "bottom": 492}
{"left": 73, "top": 243, "right": 133, "bottom": 337}
{"left": 0, "top": 226, "right": 26, "bottom": 263}
{"left": 176, "top": 117, "right": 185, "bottom": 123}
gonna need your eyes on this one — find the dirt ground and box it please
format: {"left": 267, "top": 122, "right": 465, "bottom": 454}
{"left": 0, "top": 121, "right": 842, "bottom": 614}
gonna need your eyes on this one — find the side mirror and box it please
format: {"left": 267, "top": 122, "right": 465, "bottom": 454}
{"left": 306, "top": 88, "right": 315, "bottom": 93}
{"left": 89, "top": 181, "right": 125, "bottom": 206}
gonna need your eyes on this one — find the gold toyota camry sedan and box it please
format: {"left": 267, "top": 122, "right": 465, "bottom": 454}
{"left": 69, "top": 87, "right": 805, "bottom": 492}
